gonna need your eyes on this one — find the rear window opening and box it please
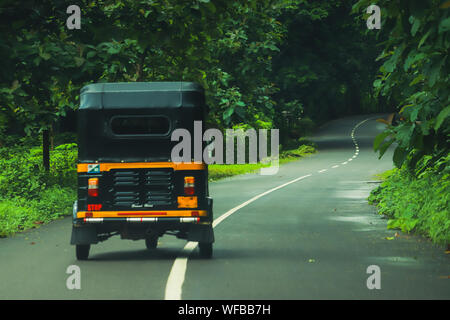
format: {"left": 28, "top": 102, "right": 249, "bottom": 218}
{"left": 110, "top": 116, "right": 170, "bottom": 135}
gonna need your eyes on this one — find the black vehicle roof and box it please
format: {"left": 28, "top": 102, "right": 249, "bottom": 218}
{"left": 80, "top": 81, "right": 205, "bottom": 110}
{"left": 77, "top": 82, "right": 206, "bottom": 162}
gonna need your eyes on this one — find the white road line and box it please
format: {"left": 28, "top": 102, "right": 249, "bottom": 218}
{"left": 342, "top": 162, "right": 348, "bottom": 165}
{"left": 164, "top": 117, "right": 373, "bottom": 300}
{"left": 165, "top": 174, "right": 312, "bottom": 300}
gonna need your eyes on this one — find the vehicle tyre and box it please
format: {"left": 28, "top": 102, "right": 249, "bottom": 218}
{"left": 199, "top": 242, "right": 213, "bottom": 259}
{"left": 76, "top": 244, "right": 90, "bottom": 260}
{"left": 145, "top": 236, "right": 158, "bottom": 250}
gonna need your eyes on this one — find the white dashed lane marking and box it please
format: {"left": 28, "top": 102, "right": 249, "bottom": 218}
{"left": 164, "top": 117, "right": 372, "bottom": 300}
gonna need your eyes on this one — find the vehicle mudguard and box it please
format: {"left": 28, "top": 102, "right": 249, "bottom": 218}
{"left": 186, "top": 196, "right": 214, "bottom": 243}
{"left": 70, "top": 225, "right": 99, "bottom": 245}
{"left": 187, "top": 223, "right": 214, "bottom": 243}
{"left": 207, "top": 196, "right": 213, "bottom": 221}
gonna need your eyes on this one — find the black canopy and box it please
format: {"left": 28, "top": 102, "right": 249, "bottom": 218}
{"left": 80, "top": 82, "right": 205, "bottom": 110}
{"left": 78, "top": 82, "right": 206, "bottom": 162}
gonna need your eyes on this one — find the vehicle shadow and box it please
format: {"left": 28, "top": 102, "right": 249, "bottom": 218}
{"left": 88, "top": 248, "right": 184, "bottom": 261}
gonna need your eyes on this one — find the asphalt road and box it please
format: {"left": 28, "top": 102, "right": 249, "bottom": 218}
{"left": 0, "top": 115, "right": 448, "bottom": 299}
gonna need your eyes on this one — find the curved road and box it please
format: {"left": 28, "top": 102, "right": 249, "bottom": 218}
{"left": 0, "top": 115, "right": 448, "bottom": 299}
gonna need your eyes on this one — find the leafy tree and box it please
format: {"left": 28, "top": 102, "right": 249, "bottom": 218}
{"left": 353, "top": 0, "right": 450, "bottom": 173}
{"left": 273, "top": 0, "right": 382, "bottom": 126}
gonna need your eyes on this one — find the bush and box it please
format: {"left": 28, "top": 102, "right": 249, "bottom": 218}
{"left": 0, "top": 198, "right": 40, "bottom": 237}
{"left": 0, "top": 143, "right": 77, "bottom": 200}
{"left": 0, "top": 146, "right": 46, "bottom": 200}
{"left": 29, "top": 186, "right": 76, "bottom": 220}
{"left": 48, "top": 143, "right": 77, "bottom": 187}
{"left": 288, "top": 117, "right": 316, "bottom": 139}
{"left": 369, "top": 155, "right": 450, "bottom": 245}
{"left": 0, "top": 143, "right": 77, "bottom": 237}
{"left": 280, "top": 144, "right": 316, "bottom": 159}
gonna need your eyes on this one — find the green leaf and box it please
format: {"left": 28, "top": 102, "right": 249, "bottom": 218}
{"left": 235, "top": 107, "right": 245, "bottom": 119}
{"left": 373, "top": 79, "right": 382, "bottom": 88}
{"left": 404, "top": 52, "right": 426, "bottom": 71}
{"left": 396, "top": 124, "right": 414, "bottom": 147}
{"left": 409, "top": 74, "right": 425, "bottom": 86}
{"left": 74, "top": 57, "right": 85, "bottom": 67}
{"left": 373, "top": 131, "right": 391, "bottom": 151}
{"left": 438, "top": 17, "right": 450, "bottom": 33}
{"left": 434, "top": 105, "right": 450, "bottom": 130}
{"left": 410, "top": 107, "right": 419, "bottom": 122}
{"left": 39, "top": 52, "right": 51, "bottom": 60}
{"left": 382, "top": 45, "right": 405, "bottom": 73}
{"left": 107, "top": 46, "right": 121, "bottom": 55}
{"left": 378, "top": 139, "right": 395, "bottom": 159}
{"left": 428, "top": 58, "right": 444, "bottom": 87}
{"left": 418, "top": 29, "right": 432, "bottom": 48}
{"left": 223, "top": 107, "right": 234, "bottom": 120}
{"left": 393, "top": 147, "right": 408, "bottom": 168}
{"left": 411, "top": 18, "right": 420, "bottom": 36}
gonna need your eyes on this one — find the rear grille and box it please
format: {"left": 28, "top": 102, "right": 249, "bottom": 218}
{"left": 113, "top": 191, "right": 139, "bottom": 207}
{"left": 113, "top": 171, "right": 139, "bottom": 186}
{"left": 109, "top": 168, "right": 174, "bottom": 208}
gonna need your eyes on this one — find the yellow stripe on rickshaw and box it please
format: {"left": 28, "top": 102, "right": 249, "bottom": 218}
{"left": 77, "top": 162, "right": 206, "bottom": 173}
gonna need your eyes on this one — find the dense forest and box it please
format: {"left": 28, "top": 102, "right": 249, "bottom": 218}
{"left": 0, "top": 0, "right": 384, "bottom": 146}
{"left": 0, "top": 0, "right": 448, "bottom": 244}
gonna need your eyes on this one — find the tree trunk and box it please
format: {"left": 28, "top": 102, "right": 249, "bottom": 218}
{"left": 43, "top": 129, "right": 50, "bottom": 172}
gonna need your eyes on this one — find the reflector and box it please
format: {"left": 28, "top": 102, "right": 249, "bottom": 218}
{"left": 88, "top": 178, "right": 99, "bottom": 197}
{"left": 177, "top": 196, "right": 198, "bottom": 208}
{"left": 184, "top": 176, "right": 195, "bottom": 195}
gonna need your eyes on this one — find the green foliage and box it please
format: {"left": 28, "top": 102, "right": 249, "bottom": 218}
{"left": 209, "top": 143, "right": 317, "bottom": 181}
{"left": 0, "top": 143, "right": 77, "bottom": 236}
{"left": 0, "top": 186, "right": 75, "bottom": 237}
{"left": 354, "top": 0, "right": 450, "bottom": 172}
{"left": 0, "top": 143, "right": 77, "bottom": 199}
{"left": 0, "top": 147, "right": 46, "bottom": 200}
{"left": 0, "top": 199, "right": 40, "bottom": 237}
{"left": 369, "top": 154, "right": 450, "bottom": 245}
{"left": 208, "top": 163, "right": 270, "bottom": 181}
{"left": 280, "top": 144, "right": 316, "bottom": 160}
{"left": 1, "top": 0, "right": 381, "bottom": 141}
{"left": 273, "top": 0, "right": 382, "bottom": 126}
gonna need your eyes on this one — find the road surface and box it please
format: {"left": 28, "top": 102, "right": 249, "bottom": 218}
{"left": 0, "top": 115, "right": 448, "bottom": 299}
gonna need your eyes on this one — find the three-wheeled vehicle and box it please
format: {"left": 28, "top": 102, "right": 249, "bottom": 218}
{"left": 71, "top": 82, "right": 214, "bottom": 260}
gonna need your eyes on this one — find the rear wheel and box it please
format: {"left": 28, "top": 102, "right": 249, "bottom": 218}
{"left": 145, "top": 236, "right": 158, "bottom": 250}
{"left": 199, "top": 242, "right": 213, "bottom": 259}
{"left": 76, "top": 244, "right": 90, "bottom": 260}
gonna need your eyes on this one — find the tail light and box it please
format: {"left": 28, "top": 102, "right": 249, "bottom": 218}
{"left": 184, "top": 176, "right": 195, "bottom": 195}
{"left": 88, "top": 178, "right": 99, "bottom": 197}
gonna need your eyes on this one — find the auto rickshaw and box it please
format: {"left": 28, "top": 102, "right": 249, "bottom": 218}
{"left": 70, "top": 82, "right": 214, "bottom": 260}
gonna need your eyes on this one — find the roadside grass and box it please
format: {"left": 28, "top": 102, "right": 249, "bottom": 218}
{"left": 0, "top": 187, "right": 75, "bottom": 237}
{"left": 208, "top": 144, "right": 316, "bottom": 181}
{"left": 0, "top": 143, "right": 77, "bottom": 237}
{"left": 368, "top": 156, "right": 450, "bottom": 246}
{"left": 0, "top": 141, "right": 316, "bottom": 237}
